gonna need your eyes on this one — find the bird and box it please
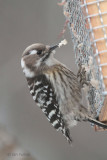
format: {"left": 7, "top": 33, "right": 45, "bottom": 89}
{"left": 21, "top": 40, "right": 107, "bottom": 144}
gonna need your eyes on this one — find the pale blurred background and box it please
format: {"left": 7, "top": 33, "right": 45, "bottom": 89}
{"left": 0, "top": 0, "right": 107, "bottom": 160}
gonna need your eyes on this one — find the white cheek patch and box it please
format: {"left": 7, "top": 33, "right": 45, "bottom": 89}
{"left": 21, "top": 58, "right": 35, "bottom": 78}
{"left": 21, "top": 58, "right": 26, "bottom": 68}
{"left": 23, "top": 67, "right": 35, "bottom": 78}
{"left": 29, "top": 50, "right": 37, "bottom": 55}
{"left": 35, "top": 59, "right": 41, "bottom": 67}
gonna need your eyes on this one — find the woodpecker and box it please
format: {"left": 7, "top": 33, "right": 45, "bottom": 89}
{"left": 21, "top": 40, "right": 107, "bottom": 143}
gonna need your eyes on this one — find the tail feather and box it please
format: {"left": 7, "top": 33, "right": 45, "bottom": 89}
{"left": 88, "top": 117, "right": 107, "bottom": 129}
{"left": 61, "top": 126, "right": 72, "bottom": 144}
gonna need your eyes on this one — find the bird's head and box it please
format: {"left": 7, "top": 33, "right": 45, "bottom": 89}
{"left": 21, "top": 43, "right": 59, "bottom": 78}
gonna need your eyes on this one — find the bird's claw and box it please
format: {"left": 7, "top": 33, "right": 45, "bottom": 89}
{"left": 77, "top": 64, "right": 90, "bottom": 88}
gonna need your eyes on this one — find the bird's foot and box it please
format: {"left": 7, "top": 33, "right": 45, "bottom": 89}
{"left": 77, "top": 64, "right": 90, "bottom": 88}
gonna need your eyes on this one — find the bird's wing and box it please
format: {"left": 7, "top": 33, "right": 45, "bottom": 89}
{"left": 27, "top": 74, "right": 72, "bottom": 143}
{"left": 59, "top": 65, "right": 82, "bottom": 101}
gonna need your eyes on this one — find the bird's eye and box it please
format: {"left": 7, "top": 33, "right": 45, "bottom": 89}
{"left": 37, "top": 50, "right": 42, "bottom": 55}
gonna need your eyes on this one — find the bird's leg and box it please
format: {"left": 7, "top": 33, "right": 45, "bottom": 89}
{"left": 77, "top": 64, "right": 98, "bottom": 118}
{"left": 77, "top": 64, "right": 89, "bottom": 88}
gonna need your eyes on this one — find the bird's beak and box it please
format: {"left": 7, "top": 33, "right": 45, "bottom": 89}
{"left": 49, "top": 44, "right": 59, "bottom": 52}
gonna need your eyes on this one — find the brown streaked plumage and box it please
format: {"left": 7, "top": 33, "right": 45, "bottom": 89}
{"left": 21, "top": 42, "right": 107, "bottom": 144}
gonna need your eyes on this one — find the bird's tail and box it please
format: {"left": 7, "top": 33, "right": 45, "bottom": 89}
{"left": 88, "top": 117, "right": 107, "bottom": 129}
{"left": 61, "top": 127, "right": 72, "bottom": 144}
